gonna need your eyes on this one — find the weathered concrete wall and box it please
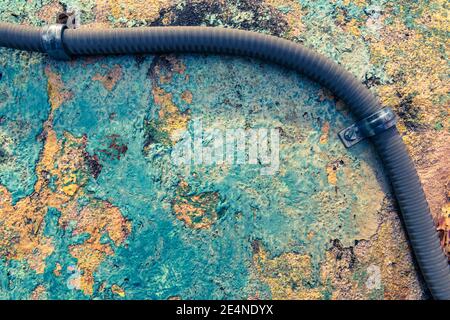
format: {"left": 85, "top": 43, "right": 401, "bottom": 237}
{"left": 0, "top": 0, "right": 448, "bottom": 299}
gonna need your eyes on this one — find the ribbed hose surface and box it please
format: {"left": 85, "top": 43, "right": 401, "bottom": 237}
{"left": 62, "top": 27, "right": 380, "bottom": 120}
{"left": 0, "top": 23, "right": 44, "bottom": 52}
{"left": 0, "top": 23, "right": 449, "bottom": 299}
{"left": 373, "top": 129, "right": 450, "bottom": 299}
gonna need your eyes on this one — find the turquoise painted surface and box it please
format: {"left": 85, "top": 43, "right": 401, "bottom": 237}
{"left": 2, "top": 0, "right": 448, "bottom": 300}
{"left": 0, "top": 56, "right": 49, "bottom": 202}
{"left": 0, "top": 50, "right": 389, "bottom": 299}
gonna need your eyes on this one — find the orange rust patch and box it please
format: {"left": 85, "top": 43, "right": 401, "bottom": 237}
{"left": 95, "top": 0, "right": 178, "bottom": 23}
{"left": 0, "top": 79, "right": 130, "bottom": 293}
{"left": 319, "top": 122, "right": 330, "bottom": 144}
{"left": 326, "top": 160, "right": 342, "bottom": 186}
{"left": 61, "top": 201, "right": 131, "bottom": 295}
{"left": 30, "top": 285, "right": 47, "bottom": 300}
{"left": 45, "top": 66, "right": 73, "bottom": 111}
{"left": 92, "top": 64, "right": 123, "bottom": 91}
{"left": 151, "top": 55, "right": 187, "bottom": 84}
{"left": 172, "top": 180, "right": 220, "bottom": 229}
{"left": 326, "top": 165, "right": 337, "bottom": 185}
{"left": 152, "top": 86, "right": 190, "bottom": 143}
{"left": 36, "top": 1, "right": 64, "bottom": 23}
{"left": 0, "top": 185, "right": 54, "bottom": 274}
{"left": 181, "top": 90, "right": 193, "bottom": 104}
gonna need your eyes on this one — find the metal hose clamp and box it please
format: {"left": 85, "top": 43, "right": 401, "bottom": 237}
{"left": 41, "top": 24, "right": 71, "bottom": 60}
{"left": 338, "top": 107, "right": 397, "bottom": 148}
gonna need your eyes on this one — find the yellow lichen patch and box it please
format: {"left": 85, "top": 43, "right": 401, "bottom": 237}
{"left": 95, "top": 0, "right": 177, "bottom": 23}
{"left": 111, "top": 284, "right": 126, "bottom": 297}
{"left": 78, "top": 22, "right": 112, "bottom": 30}
{"left": 143, "top": 55, "right": 191, "bottom": 146}
{"left": 253, "top": 245, "right": 323, "bottom": 299}
{"left": 437, "top": 202, "right": 450, "bottom": 258}
{"left": 62, "top": 184, "right": 80, "bottom": 196}
{"left": 35, "top": 129, "right": 88, "bottom": 199}
{"left": 45, "top": 66, "right": 73, "bottom": 111}
{"left": 60, "top": 200, "right": 131, "bottom": 295}
{"left": 172, "top": 198, "right": 218, "bottom": 229}
{"left": 92, "top": 64, "right": 123, "bottom": 91}
{"left": 343, "top": 18, "right": 361, "bottom": 37}
{"left": 36, "top": 123, "right": 60, "bottom": 178}
{"left": 0, "top": 127, "right": 91, "bottom": 274}
{"left": 69, "top": 244, "right": 107, "bottom": 295}
{"left": 68, "top": 201, "right": 130, "bottom": 246}
{"left": 415, "top": 0, "right": 450, "bottom": 33}
{"left": 319, "top": 122, "right": 330, "bottom": 144}
{"left": 326, "top": 163, "right": 337, "bottom": 185}
{"left": 0, "top": 105, "right": 65, "bottom": 274}
{"left": 264, "top": 0, "right": 305, "bottom": 38}
{"left": 369, "top": 18, "right": 449, "bottom": 131}
{"left": 0, "top": 105, "right": 129, "bottom": 294}
{"left": 172, "top": 180, "right": 220, "bottom": 229}
{"left": 61, "top": 173, "right": 79, "bottom": 196}
{"left": 152, "top": 86, "right": 190, "bottom": 143}
{"left": 341, "top": 0, "right": 367, "bottom": 7}
{"left": 326, "top": 159, "right": 344, "bottom": 186}
{"left": 334, "top": 6, "right": 366, "bottom": 40}
{"left": 0, "top": 185, "right": 54, "bottom": 274}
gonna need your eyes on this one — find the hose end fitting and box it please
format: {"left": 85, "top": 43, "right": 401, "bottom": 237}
{"left": 41, "top": 24, "right": 71, "bottom": 60}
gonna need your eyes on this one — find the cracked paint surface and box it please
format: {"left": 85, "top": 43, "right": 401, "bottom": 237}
{"left": 0, "top": 0, "right": 448, "bottom": 299}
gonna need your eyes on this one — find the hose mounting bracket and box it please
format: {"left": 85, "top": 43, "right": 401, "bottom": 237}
{"left": 41, "top": 24, "right": 71, "bottom": 60}
{"left": 338, "top": 107, "right": 397, "bottom": 148}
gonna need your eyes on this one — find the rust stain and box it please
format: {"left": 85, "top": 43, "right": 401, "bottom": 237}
{"left": 92, "top": 64, "right": 123, "bottom": 91}
{"left": 172, "top": 179, "right": 220, "bottom": 229}
{"left": 45, "top": 66, "right": 73, "bottom": 111}
{"left": 181, "top": 90, "right": 193, "bottom": 104}
{"left": 319, "top": 122, "right": 330, "bottom": 144}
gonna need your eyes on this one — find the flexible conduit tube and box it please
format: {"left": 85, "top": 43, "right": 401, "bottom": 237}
{"left": 0, "top": 23, "right": 449, "bottom": 299}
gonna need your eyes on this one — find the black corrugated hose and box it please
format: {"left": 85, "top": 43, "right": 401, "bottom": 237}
{"left": 0, "top": 23, "right": 449, "bottom": 300}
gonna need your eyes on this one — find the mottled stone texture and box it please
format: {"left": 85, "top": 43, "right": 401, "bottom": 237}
{"left": 0, "top": 0, "right": 448, "bottom": 300}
